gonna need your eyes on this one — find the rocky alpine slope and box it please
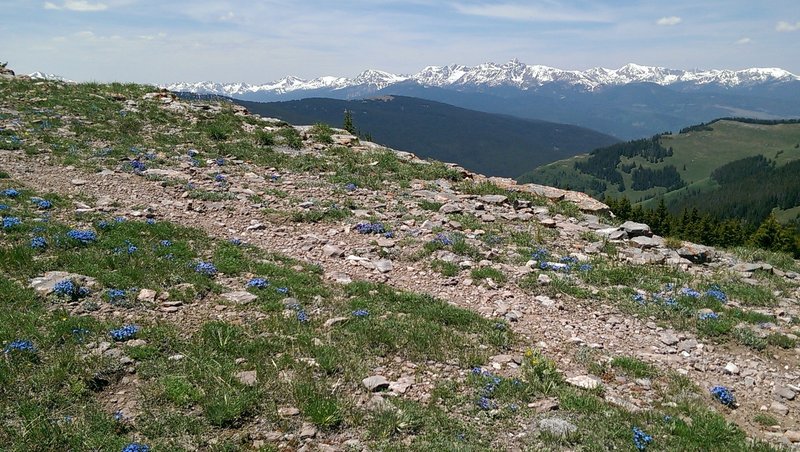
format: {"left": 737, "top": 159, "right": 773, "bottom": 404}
{"left": 2, "top": 72, "right": 800, "bottom": 450}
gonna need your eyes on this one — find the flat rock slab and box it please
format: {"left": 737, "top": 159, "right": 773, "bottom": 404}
{"left": 566, "top": 375, "right": 602, "bottom": 390}
{"left": 221, "top": 291, "right": 258, "bottom": 304}
{"left": 362, "top": 375, "right": 390, "bottom": 392}
{"left": 619, "top": 221, "right": 651, "bottom": 237}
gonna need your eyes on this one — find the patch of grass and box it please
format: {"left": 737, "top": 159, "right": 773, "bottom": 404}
{"left": 754, "top": 413, "right": 779, "bottom": 426}
{"left": 278, "top": 127, "right": 303, "bottom": 149}
{"left": 291, "top": 203, "right": 352, "bottom": 223}
{"left": 548, "top": 200, "right": 583, "bottom": 219}
{"left": 187, "top": 189, "right": 235, "bottom": 201}
{"left": 722, "top": 280, "right": 776, "bottom": 306}
{"left": 418, "top": 200, "right": 443, "bottom": 211}
{"left": 470, "top": 266, "right": 506, "bottom": 284}
{"left": 310, "top": 123, "right": 334, "bottom": 144}
{"left": 610, "top": 356, "right": 658, "bottom": 378}
{"left": 254, "top": 129, "right": 275, "bottom": 146}
{"left": 431, "top": 259, "right": 460, "bottom": 277}
{"left": 733, "top": 327, "right": 767, "bottom": 350}
{"left": 766, "top": 333, "right": 797, "bottom": 349}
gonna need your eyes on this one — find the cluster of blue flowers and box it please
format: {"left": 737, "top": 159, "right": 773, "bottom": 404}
{"left": 159, "top": 240, "right": 172, "bottom": 247}
{"left": 214, "top": 173, "right": 226, "bottom": 182}
{"left": 31, "top": 197, "right": 52, "bottom": 209}
{"left": 4, "top": 339, "right": 35, "bottom": 354}
{"left": 246, "top": 277, "right": 270, "bottom": 289}
{"left": 355, "top": 222, "right": 385, "bottom": 234}
{"left": 276, "top": 286, "right": 289, "bottom": 294}
{"left": 698, "top": 312, "right": 720, "bottom": 321}
{"left": 229, "top": 238, "right": 243, "bottom": 246}
{"left": 432, "top": 233, "right": 453, "bottom": 246}
{"left": 477, "top": 396, "right": 496, "bottom": 410}
{"left": 2, "top": 216, "right": 21, "bottom": 228}
{"left": 285, "top": 302, "right": 309, "bottom": 322}
{"left": 72, "top": 328, "right": 90, "bottom": 341}
{"left": 632, "top": 426, "right": 653, "bottom": 451}
{"left": 146, "top": 218, "right": 156, "bottom": 225}
{"left": 538, "top": 255, "right": 592, "bottom": 273}
{"left": 194, "top": 261, "right": 217, "bottom": 276}
{"left": 215, "top": 157, "right": 225, "bottom": 166}
{"left": 0, "top": 204, "right": 8, "bottom": 210}
{"left": 110, "top": 325, "right": 140, "bottom": 341}
{"left": 531, "top": 247, "right": 549, "bottom": 261}
{"left": 121, "top": 443, "right": 150, "bottom": 452}
{"left": 113, "top": 240, "right": 138, "bottom": 255}
{"left": 30, "top": 236, "right": 47, "bottom": 249}
{"left": 3, "top": 188, "right": 19, "bottom": 197}
{"left": 345, "top": 183, "right": 357, "bottom": 191}
{"left": 680, "top": 287, "right": 702, "bottom": 298}
{"left": 706, "top": 285, "right": 727, "bottom": 302}
{"left": 711, "top": 385, "right": 735, "bottom": 406}
{"left": 106, "top": 289, "right": 127, "bottom": 303}
{"left": 471, "top": 367, "right": 519, "bottom": 411}
{"left": 352, "top": 309, "right": 369, "bottom": 317}
{"left": 129, "top": 160, "right": 146, "bottom": 172}
{"left": 67, "top": 229, "right": 97, "bottom": 244}
{"left": 53, "top": 279, "right": 91, "bottom": 299}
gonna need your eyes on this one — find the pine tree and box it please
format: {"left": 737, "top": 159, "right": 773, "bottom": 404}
{"left": 343, "top": 109, "right": 355, "bottom": 134}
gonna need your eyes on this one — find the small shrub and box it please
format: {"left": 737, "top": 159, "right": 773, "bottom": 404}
{"left": 254, "top": 129, "right": 275, "bottom": 146}
{"left": 310, "top": 123, "right": 334, "bottom": 144}
{"left": 766, "top": 333, "right": 796, "bottom": 349}
{"left": 431, "top": 259, "right": 460, "bottom": 277}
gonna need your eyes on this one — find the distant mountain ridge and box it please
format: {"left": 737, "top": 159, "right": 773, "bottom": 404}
{"left": 166, "top": 60, "right": 800, "bottom": 96}
{"left": 165, "top": 60, "right": 800, "bottom": 139}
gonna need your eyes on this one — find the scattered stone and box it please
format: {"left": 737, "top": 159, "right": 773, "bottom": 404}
{"left": 221, "top": 291, "right": 258, "bottom": 305}
{"left": 566, "top": 375, "right": 602, "bottom": 390}
{"left": 776, "top": 387, "right": 796, "bottom": 401}
{"left": 619, "top": 221, "right": 651, "bottom": 237}
{"left": 298, "top": 422, "right": 318, "bottom": 439}
{"left": 71, "top": 178, "right": 88, "bottom": 186}
{"left": 362, "top": 375, "right": 390, "bottom": 392}
{"left": 374, "top": 259, "right": 393, "bottom": 273}
{"left": 29, "top": 271, "right": 97, "bottom": 296}
{"left": 529, "top": 398, "right": 559, "bottom": 413}
{"left": 724, "top": 362, "right": 740, "bottom": 375}
{"left": 322, "top": 244, "right": 344, "bottom": 258}
{"left": 236, "top": 370, "right": 258, "bottom": 387}
{"left": 659, "top": 331, "right": 680, "bottom": 346}
{"left": 785, "top": 431, "right": 800, "bottom": 443}
{"left": 771, "top": 401, "right": 790, "bottom": 416}
{"left": 137, "top": 288, "right": 157, "bottom": 303}
{"left": 277, "top": 406, "right": 300, "bottom": 417}
{"left": 477, "top": 194, "right": 507, "bottom": 204}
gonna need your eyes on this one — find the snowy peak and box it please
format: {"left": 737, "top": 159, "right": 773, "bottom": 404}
{"left": 164, "top": 60, "right": 800, "bottom": 97}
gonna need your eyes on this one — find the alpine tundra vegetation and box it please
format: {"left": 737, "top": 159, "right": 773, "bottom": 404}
{"left": 1, "top": 69, "right": 799, "bottom": 451}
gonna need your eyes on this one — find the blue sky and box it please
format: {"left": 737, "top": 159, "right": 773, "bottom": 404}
{"left": 3, "top": 0, "right": 799, "bottom": 83}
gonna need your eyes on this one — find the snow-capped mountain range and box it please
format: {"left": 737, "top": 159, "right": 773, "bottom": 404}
{"left": 165, "top": 59, "right": 800, "bottom": 97}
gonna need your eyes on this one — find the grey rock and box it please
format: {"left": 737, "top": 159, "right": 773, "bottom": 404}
{"left": 477, "top": 194, "right": 508, "bottom": 204}
{"left": 374, "top": 259, "right": 393, "bottom": 273}
{"left": 565, "top": 375, "right": 602, "bottom": 390}
{"left": 677, "top": 243, "right": 715, "bottom": 264}
{"left": 438, "top": 203, "right": 463, "bottom": 214}
{"left": 322, "top": 244, "right": 344, "bottom": 258}
{"left": 771, "top": 401, "right": 790, "bottom": 416}
{"left": 137, "top": 288, "right": 157, "bottom": 303}
{"left": 619, "top": 221, "right": 651, "bottom": 237}
{"left": 277, "top": 406, "right": 300, "bottom": 417}
{"left": 678, "top": 339, "right": 698, "bottom": 352}
{"left": 221, "top": 291, "right": 258, "bottom": 305}
{"left": 29, "top": 271, "right": 97, "bottom": 296}
{"left": 631, "top": 236, "right": 662, "bottom": 249}
{"left": 659, "top": 331, "right": 680, "bottom": 346}
{"left": 776, "top": 386, "right": 797, "bottom": 401}
{"left": 362, "top": 375, "right": 390, "bottom": 392}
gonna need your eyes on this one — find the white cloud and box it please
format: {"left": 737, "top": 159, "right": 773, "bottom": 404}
{"left": 656, "top": 16, "right": 682, "bottom": 26}
{"left": 43, "top": 1, "right": 108, "bottom": 11}
{"left": 219, "top": 11, "right": 235, "bottom": 21}
{"left": 776, "top": 21, "right": 800, "bottom": 32}
{"left": 451, "top": 2, "right": 611, "bottom": 23}
{"left": 735, "top": 37, "right": 751, "bottom": 44}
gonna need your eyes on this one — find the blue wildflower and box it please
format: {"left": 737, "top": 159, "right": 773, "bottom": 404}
{"left": 129, "top": 160, "right": 146, "bottom": 172}
{"left": 531, "top": 247, "right": 549, "bottom": 261}
{"left": 384, "top": 231, "right": 394, "bottom": 238}
{"left": 30, "top": 236, "right": 47, "bottom": 249}
{"left": 145, "top": 218, "right": 156, "bottom": 225}
{"left": 632, "top": 426, "right": 653, "bottom": 451}
{"left": 432, "top": 232, "right": 453, "bottom": 246}
{"left": 121, "top": 442, "right": 150, "bottom": 452}
{"left": 710, "top": 385, "right": 735, "bottom": 406}
{"left": 114, "top": 217, "right": 126, "bottom": 223}
{"left": 0, "top": 204, "right": 8, "bottom": 210}
{"left": 297, "top": 310, "right": 309, "bottom": 323}
{"left": 633, "top": 293, "right": 646, "bottom": 304}
{"left": 2, "top": 216, "right": 21, "bottom": 228}
{"left": 159, "top": 240, "right": 172, "bottom": 247}
{"left": 352, "top": 309, "right": 369, "bottom": 317}
{"left": 345, "top": 183, "right": 357, "bottom": 191}
{"left": 706, "top": 286, "right": 727, "bottom": 303}
{"left": 194, "top": 261, "right": 217, "bottom": 276}
{"left": 680, "top": 287, "right": 701, "bottom": 298}
{"left": 36, "top": 199, "right": 52, "bottom": 209}
{"left": 246, "top": 277, "right": 269, "bottom": 289}
{"left": 229, "top": 238, "right": 242, "bottom": 246}
{"left": 53, "top": 279, "right": 90, "bottom": 299}
{"left": 113, "top": 410, "right": 124, "bottom": 421}
{"left": 4, "top": 339, "right": 35, "bottom": 354}
{"left": 97, "top": 220, "right": 111, "bottom": 230}
{"left": 214, "top": 173, "right": 226, "bottom": 182}
{"left": 477, "top": 396, "right": 495, "bottom": 410}
{"left": 215, "top": 157, "right": 225, "bottom": 166}
{"left": 579, "top": 263, "right": 593, "bottom": 272}
{"left": 66, "top": 229, "right": 97, "bottom": 244}
{"left": 276, "top": 287, "right": 289, "bottom": 294}
{"left": 109, "top": 325, "right": 140, "bottom": 341}
{"left": 106, "top": 289, "right": 127, "bottom": 303}
{"left": 3, "top": 188, "right": 19, "bottom": 197}
{"left": 355, "top": 222, "right": 385, "bottom": 234}
{"left": 187, "top": 149, "right": 198, "bottom": 157}
{"left": 698, "top": 312, "right": 720, "bottom": 321}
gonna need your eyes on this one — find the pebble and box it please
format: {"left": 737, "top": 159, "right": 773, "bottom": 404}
{"left": 362, "top": 375, "right": 390, "bottom": 392}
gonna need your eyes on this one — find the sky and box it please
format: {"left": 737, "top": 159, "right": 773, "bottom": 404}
{"left": 2, "top": 0, "right": 799, "bottom": 84}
